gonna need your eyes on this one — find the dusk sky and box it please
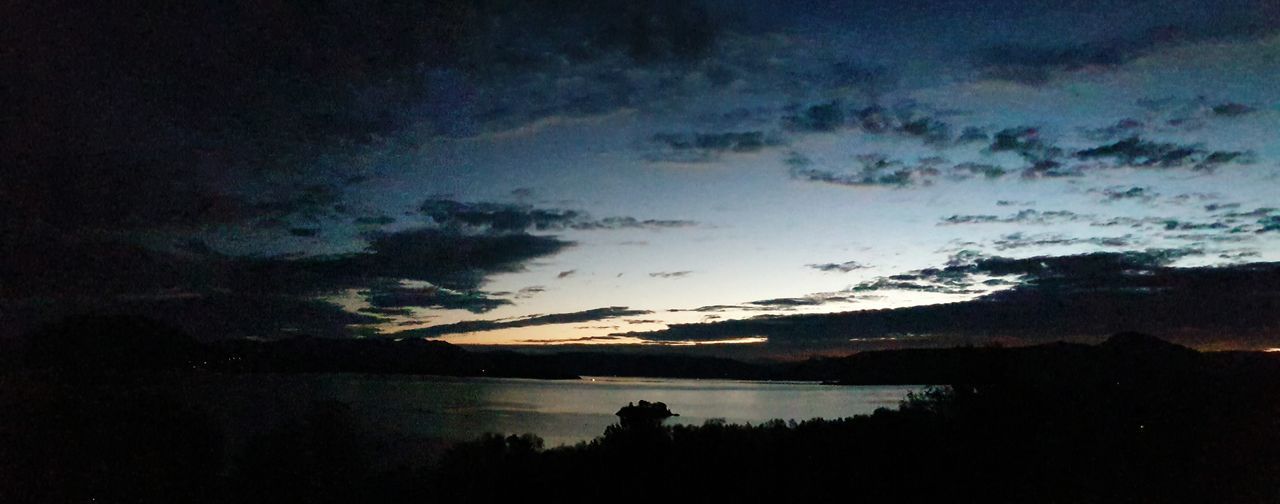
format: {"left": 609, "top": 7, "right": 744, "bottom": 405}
{"left": 6, "top": 0, "right": 1280, "bottom": 354}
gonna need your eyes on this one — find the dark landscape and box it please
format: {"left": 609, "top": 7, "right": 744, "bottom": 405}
{"left": 5, "top": 317, "right": 1280, "bottom": 502}
{"left": 7, "top": 0, "right": 1280, "bottom": 502}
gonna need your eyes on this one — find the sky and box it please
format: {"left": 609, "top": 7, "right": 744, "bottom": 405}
{"left": 5, "top": 0, "right": 1280, "bottom": 355}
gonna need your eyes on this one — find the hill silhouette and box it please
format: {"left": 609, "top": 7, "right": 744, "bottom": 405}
{"left": 15, "top": 316, "right": 1280, "bottom": 387}
{"left": 8, "top": 325, "right": 1280, "bottom": 502}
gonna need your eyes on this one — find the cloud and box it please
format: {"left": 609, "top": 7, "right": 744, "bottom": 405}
{"left": 353, "top": 215, "right": 397, "bottom": 226}
{"left": 358, "top": 307, "right": 417, "bottom": 317}
{"left": 807, "top": 261, "right": 868, "bottom": 273}
{"left": 939, "top": 210, "right": 1087, "bottom": 226}
{"left": 649, "top": 271, "right": 693, "bottom": 279}
{"left": 517, "top": 286, "right": 547, "bottom": 297}
{"left": 421, "top": 199, "right": 581, "bottom": 232}
{"left": 1211, "top": 102, "right": 1256, "bottom": 117}
{"left": 3, "top": 1, "right": 492, "bottom": 235}
{"left": 974, "top": 42, "right": 1128, "bottom": 85}
{"left": 786, "top": 149, "right": 1015, "bottom": 189}
{"left": 1, "top": 224, "right": 573, "bottom": 339}
{"left": 784, "top": 101, "right": 847, "bottom": 132}
{"left": 398, "top": 307, "right": 653, "bottom": 338}
{"left": 991, "top": 232, "right": 1135, "bottom": 251}
{"left": 420, "top": 199, "right": 696, "bottom": 232}
{"left": 897, "top": 117, "right": 953, "bottom": 146}
{"left": 827, "top": 61, "right": 899, "bottom": 101}
{"left": 1097, "top": 186, "right": 1159, "bottom": 202}
{"left": 972, "top": 19, "right": 1280, "bottom": 86}
{"left": 625, "top": 250, "right": 1280, "bottom": 349}
{"left": 516, "top": 335, "right": 628, "bottom": 344}
{"left": 362, "top": 283, "right": 510, "bottom": 313}
{"left": 646, "top": 131, "right": 781, "bottom": 163}
{"left": 1081, "top": 118, "right": 1147, "bottom": 142}
{"left": 1075, "top": 137, "right": 1251, "bottom": 170}
{"left": 988, "top": 127, "right": 1063, "bottom": 164}
{"left": 787, "top": 152, "right": 918, "bottom": 188}
{"left": 747, "top": 295, "right": 854, "bottom": 308}
{"left": 557, "top": 270, "right": 577, "bottom": 279}
{"left": 570, "top": 217, "right": 698, "bottom": 231}
{"left": 311, "top": 228, "right": 572, "bottom": 292}
{"left": 782, "top": 101, "right": 970, "bottom": 148}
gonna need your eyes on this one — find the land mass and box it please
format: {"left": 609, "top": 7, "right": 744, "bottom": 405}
{"left": 13, "top": 315, "right": 1280, "bottom": 386}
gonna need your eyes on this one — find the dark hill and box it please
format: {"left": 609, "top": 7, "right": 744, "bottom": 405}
{"left": 789, "top": 332, "right": 1276, "bottom": 386}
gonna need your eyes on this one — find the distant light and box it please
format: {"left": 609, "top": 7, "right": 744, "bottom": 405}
{"left": 1265, "top": 348, "right": 1280, "bottom": 353}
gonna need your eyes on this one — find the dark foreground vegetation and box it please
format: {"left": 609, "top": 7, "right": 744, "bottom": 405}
{"left": 4, "top": 317, "right": 1280, "bottom": 502}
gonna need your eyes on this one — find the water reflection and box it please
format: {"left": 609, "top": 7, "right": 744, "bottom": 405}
{"left": 188, "top": 374, "right": 919, "bottom": 447}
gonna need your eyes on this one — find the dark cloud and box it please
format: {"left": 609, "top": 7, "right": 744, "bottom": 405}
{"left": 1075, "top": 137, "right": 1251, "bottom": 170}
{"left": 353, "top": 215, "right": 397, "bottom": 226}
{"left": 989, "top": 127, "right": 1063, "bottom": 164}
{"left": 517, "top": 286, "right": 547, "bottom": 297}
{"left": 398, "top": 307, "right": 653, "bottom": 338}
{"left": 782, "top": 100, "right": 972, "bottom": 149}
{"left": 421, "top": 199, "right": 582, "bottom": 232}
{"left": 1082, "top": 119, "right": 1147, "bottom": 142}
{"left": 747, "top": 295, "right": 853, "bottom": 308}
{"left": 570, "top": 217, "right": 698, "bottom": 231}
{"left": 991, "top": 232, "right": 1135, "bottom": 251}
{"left": 848, "top": 278, "right": 985, "bottom": 296}
{"left": 784, "top": 101, "right": 847, "bottom": 132}
{"left": 1098, "top": 186, "right": 1159, "bottom": 202}
{"left": 940, "top": 210, "right": 1086, "bottom": 226}
{"left": 828, "top": 61, "right": 899, "bottom": 101}
{"left": 1205, "top": 203, "right": 1243, "bottom": 213}
{"left": 787, "top": 150, "right": 1018, "bottom": 189}
{"left": 898, "top": 117, "right": 953, "bottom": 146}
{"left": 1211, "top": 102, "right": 1257, "bottom": 117}
{"left": 951, "top": 163, "right": 1009, "bottom": 179}
{"left": 956, "top": 126, "right": 991, "bottom": 144}
{"left": 610, "top": 1, "right": 718, "bottom": 63}
{"left": 420, "top": 199, "right": 695, "bottom": 232}
{"left": 517, "top": 335, "right": 628, "bottom": 344}
{"left": 973, "top": 17, "right": 1280, "bottom": 86}
{"left": 683, "top": 305, "right": 741, "bottom": 313}
{"left": 1, "top": 225, "right": 572, "bottom": 339}
{"left": 308, "top": 228, "right": 572, "bottom": 292}
{"left": 1258, "top": 216, "right": 1280, "bottom": 234}
{"left": 2, "top": 0, "right": 734, "bottom": 242}
{"left": 853, "top": 105, "right": 893, "bottom": 133}
{"left": 363, "top": 284, "right": 510, "bottom": 314}
{"left": 649, "top": 271, "right": 693, "bottom": 279}
{"left": 975, "top": 42, "right": 1127, "bottom": 85}
{"left": 357, "top": 307, "right": 417, "bottom": 317}
{"left": 807, "top": 261, "right": 868, "bottom": 273}
{"left": 1137, "top": 96, "right": 1269, "bottom": 131}
{"left": 3, "top": 1, "right": 486, "bottom": 235}
{"left": 627, "top": 250, "right": 1280, "bottom": 349}
{"left": 557, "top": 270, "right": 577, "bottom": 279}
{"left": 5, "top": 290, "right": 381, "bottom": 343}
{"left": 646, "top": 131, "right": 780, "bottom": 163}
{"left": 787, "top": 153, "right": 916, "bottom": 188}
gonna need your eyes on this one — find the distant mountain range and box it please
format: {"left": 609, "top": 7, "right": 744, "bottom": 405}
{"left": 13, "top": 315, "right": 1280, "bottom": 385}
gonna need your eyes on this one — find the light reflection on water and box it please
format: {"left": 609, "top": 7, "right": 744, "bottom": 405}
{"left": 186, "top": 374, "right": 921, "bottom": 447}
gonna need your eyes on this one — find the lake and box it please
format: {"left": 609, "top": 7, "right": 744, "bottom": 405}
{"left": 184, "top": 373, "right": 922, "bottom": 448}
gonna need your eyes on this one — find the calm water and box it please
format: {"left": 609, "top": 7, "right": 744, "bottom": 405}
{"left": 184, "top": 373, "right": 920, "bottom": 447}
